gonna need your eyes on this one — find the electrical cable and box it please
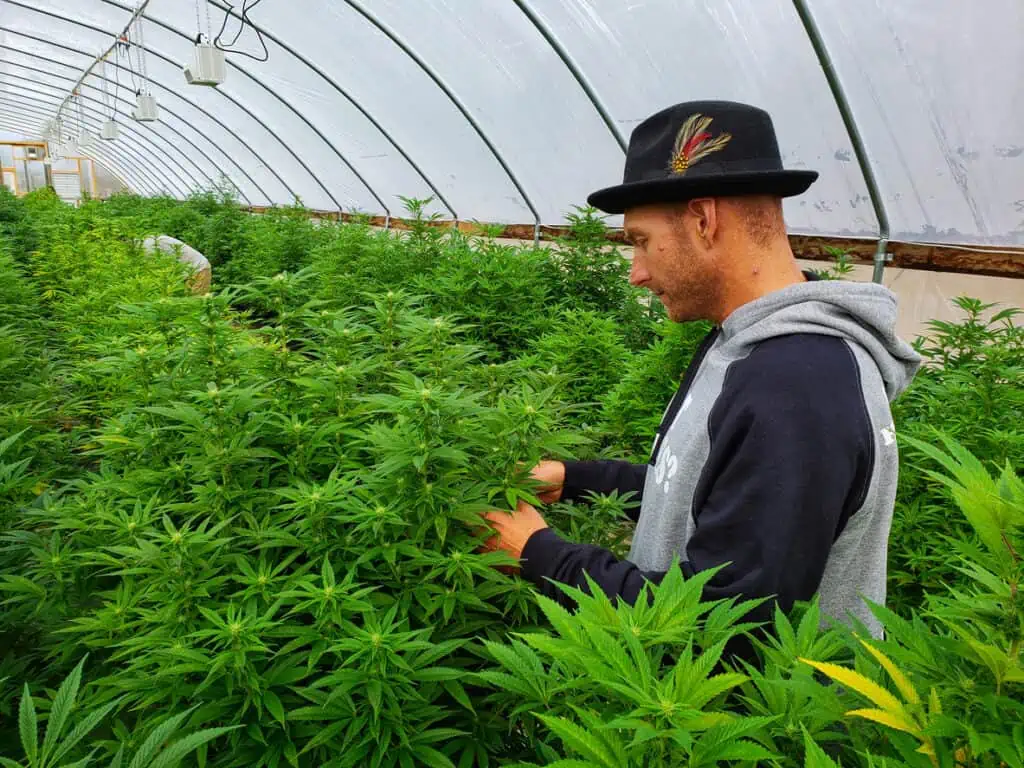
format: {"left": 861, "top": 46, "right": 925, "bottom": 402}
{"left": 135, "top": 15, "right": 147, "bottom": 88}
{"left": 195, "top": 0, "right": 204, "bottom": 42}
{"left": 121, "top": 35, "right": 140, "bottom": 94}
{"left": 113, "top": 44, "right": 124, "bottom": 111}
{"left": 77, "top": 95, "right": 85, "bottom": 142}
{"left": 213, "top": 0, "right": 270, "bottom": 62}
{"left": 100, "top": 59, "right": 111, "bottom": 119}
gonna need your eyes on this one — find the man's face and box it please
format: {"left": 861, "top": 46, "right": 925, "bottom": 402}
{"left": 623, "top": 203, "right": 720, "bottom": 323}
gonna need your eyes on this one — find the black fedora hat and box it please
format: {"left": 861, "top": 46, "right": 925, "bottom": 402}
{"left": 587, "top": 100, "right": 818, "bottom": 214}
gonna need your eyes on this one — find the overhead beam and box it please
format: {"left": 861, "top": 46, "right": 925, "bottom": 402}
{"left": 1, "top": 32, "right": 276, "bottom": 203}
{"left": 1, "top": 82, "right": 200, "bottom": 196}
{"left": 510, "top": 0, "right": 627, "bottom": 153}
{"left": 102, "top": 0, "right": 386, "bottom": 214}
{"left": 1, "top": 53, "right": 251, "bottom": 203}
{"left": 1, "top": 3, "right": 307, "bottom": 203}
{"left": 1, "top": 95, "right": 180, "bottom": 195}
{"left": 55, "top": 0, "right": 152, "bottom": 121}
{"left": 1, "top": 69, "right": 215, "bottom": 194}
{"left": 205, "top": 0, "right": 457, "bottom": 221}
{"left": 0, "top": 113, "right": 156, "bottom": 195}
{"left": 339, "top": 0, "right": 543, "bottom": 242}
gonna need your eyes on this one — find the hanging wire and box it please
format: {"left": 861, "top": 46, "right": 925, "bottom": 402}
{"left": 206, "top": 0, "right": 214, "bottom": 43}
{"left": 135, "top": 14, "right": 148, "bottom": 90}
{"left": 114, "top": 42, "right": 126, "bottom": 107}
{"left": 100, "top": 59, "right": 112, "bottom": 119}
{"left": 77, "top": 94, "right": 85, "bottom": 142}
{"left": 194, "top": 0, "right": 204, "bottom": 42}
{"left": 214, "top": 0, "right": 270, "bottom": 62}
{"left": 123, "top": 28, "right": 140, "bottom": 94}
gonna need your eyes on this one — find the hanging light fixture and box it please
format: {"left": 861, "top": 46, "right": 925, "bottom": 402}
{"left": 131, "top": 14, "right": 159, "bottom": 122}
{"left": 73, "top": 93, "right": 97, "bottom": 150}
{"left": 99, "top": 59, "right": 119, "bottom": 140}
{"left": 185, "top": 0, "right": 226, "bottom": 85}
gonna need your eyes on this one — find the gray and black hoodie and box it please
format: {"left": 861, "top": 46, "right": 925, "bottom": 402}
{"left": 521, "top": 273, "right": 922, "bottom": 638}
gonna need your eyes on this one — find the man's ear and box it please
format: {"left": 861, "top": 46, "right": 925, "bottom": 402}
{"left": 686, "top": 198, "right": 718, "bottom": 247}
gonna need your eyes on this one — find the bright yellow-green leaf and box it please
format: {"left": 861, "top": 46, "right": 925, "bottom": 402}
{"left": 799, "top": 658, "right": 907, "bottom": 716}
{"left": 846, "top": 708, "right": 920, "bottom": 736}
{"left": 858, "top": 639, "right": 920, "bottom": 705}
{"left": 928, "top": 687, "right": 942, "bottom": 717}
{"left": 1005, "top": 666, "right": 1024, "bottom": 683}
{"left": 686, "top": 712, "right": 733, "bottom": 730}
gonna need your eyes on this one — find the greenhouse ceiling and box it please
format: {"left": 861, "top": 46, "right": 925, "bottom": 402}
{"left": 0, "top": 0, "right": 1021, "bottom": 246}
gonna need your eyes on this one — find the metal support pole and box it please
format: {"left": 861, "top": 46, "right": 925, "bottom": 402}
{"left": 1, "top": 33, "right": 274, "bottom": 203}
{"left": 342, "top": 0, "right": 543, "bottom": 240}
{"left": 204, "top": 0, "right": 458, "bottom": 223}
{"left": 791, "top": 0, "right": 889, "bottom": 283}
{"left": 1, "top": 70, "right": 214, "bottom": 193}
{"left": 511, "top": 0, "right": 627, "bottom": 154}
{"left": 55, "top": 0, "right": 152, "bottom": 121}
{"left": 1, "top": 5, "right": 303, "bottom": 202}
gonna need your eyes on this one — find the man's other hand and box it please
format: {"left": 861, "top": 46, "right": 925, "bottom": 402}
{"left": 482, "top": 500, "right": 549, "bottom": 561}
{"left": 530, "top": 460, "right": 566, "bottom": 504}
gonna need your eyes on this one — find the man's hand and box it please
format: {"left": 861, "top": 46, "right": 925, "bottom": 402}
{"left": 481, "top": 499, "right": 549, "bottom": 562}
{"left": 529, "top": 460, "right": 566, "bottom": 504}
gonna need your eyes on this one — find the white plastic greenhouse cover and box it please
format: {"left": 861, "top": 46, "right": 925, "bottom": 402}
{"left": 0, "top": 0, "right": 1022, "bottom": 245}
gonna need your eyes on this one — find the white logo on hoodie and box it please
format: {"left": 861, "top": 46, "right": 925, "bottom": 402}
{"left": 654, "top": 449, "right": 679, "bottom": 494}
{"left": 881, "top": 423, "right": 896, "bottom": 447}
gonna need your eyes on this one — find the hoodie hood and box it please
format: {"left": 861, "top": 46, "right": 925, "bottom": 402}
{"left": 720, "top": 278, "right": 922, "bottom": 401}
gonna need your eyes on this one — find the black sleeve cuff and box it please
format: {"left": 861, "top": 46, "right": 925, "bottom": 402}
{"left": 561, "top": 460, "right": 600, "bottom": 502}
{"left": 520, "top": 527, "right": 568, "bottom": 586}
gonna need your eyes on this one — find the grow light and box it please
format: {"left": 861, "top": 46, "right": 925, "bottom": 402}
{"left": 133, "top": 93, "right": 159, "bottom": 122}
{"left": 100, "top": 120, "right": 119, "bottom": 141}
{"left": 184, "top": 42, "right": 226, "bottom": 86}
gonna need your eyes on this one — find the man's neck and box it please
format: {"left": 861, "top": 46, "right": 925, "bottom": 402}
{"left": 712, "top": 240, "right": 805, "bottom": 324}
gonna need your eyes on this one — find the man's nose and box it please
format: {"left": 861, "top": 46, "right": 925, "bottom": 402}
{"left": 629, "top": 257, "right": 650, "bottom": 287}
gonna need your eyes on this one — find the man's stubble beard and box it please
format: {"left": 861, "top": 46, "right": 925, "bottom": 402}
{"left": 662, "top": 232, "right": 721, "bottom": 324}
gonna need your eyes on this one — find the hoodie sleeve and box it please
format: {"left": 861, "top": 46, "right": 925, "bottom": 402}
{"left": 520, "top": 334, "right": 873, "bottom": 622}
{"left": 560, "top": 460, "right": 648, "bottom": 521}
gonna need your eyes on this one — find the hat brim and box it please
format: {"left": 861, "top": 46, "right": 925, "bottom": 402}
{"left": 586, "top": 169, "right": 819, "bottom": 215}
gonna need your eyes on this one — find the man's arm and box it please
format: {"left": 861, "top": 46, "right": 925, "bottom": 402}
{"left": 560, "top": 460, "right": 648, "bottom": 521}
{"left": 520, "top": 337, "right": 874, "bottom": 621}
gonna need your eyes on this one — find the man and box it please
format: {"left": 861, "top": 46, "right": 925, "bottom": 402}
{"left": 483, "top": 100, "right": 921, "bottom": 638}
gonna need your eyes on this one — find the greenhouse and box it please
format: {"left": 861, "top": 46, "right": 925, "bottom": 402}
{"left": 0, "top": 1, "right": 1022, "bottom": 766}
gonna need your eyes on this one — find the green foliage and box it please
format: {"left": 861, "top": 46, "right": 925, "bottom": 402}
{"left": 1, "top": 189, "right": 1020, "bottom": 767}
{"left": 599, "top": 319, "right": 712, "bottom": 460}
{"left": 888, "top": 297, "right": 1023, "bottom": 612}
{"left": 6, "top": 657, "right": 237, "bottom": 768}
{"left": 485, "top": 433, "right": 1023, "bottom": 767}
{"left": 0, "top": 209, "right": 581, "bottom": 765}
{"left": 807, "top": 247, "right": 856, "bottom": 280}
{"left": 549, "top": 205, "right": 662, "bottom": 351}
{"left": 0, "top": 185, "right": 41, "bottom": 262}
{"left": 524, "top": 309, "right": 633, "bottom": 411}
